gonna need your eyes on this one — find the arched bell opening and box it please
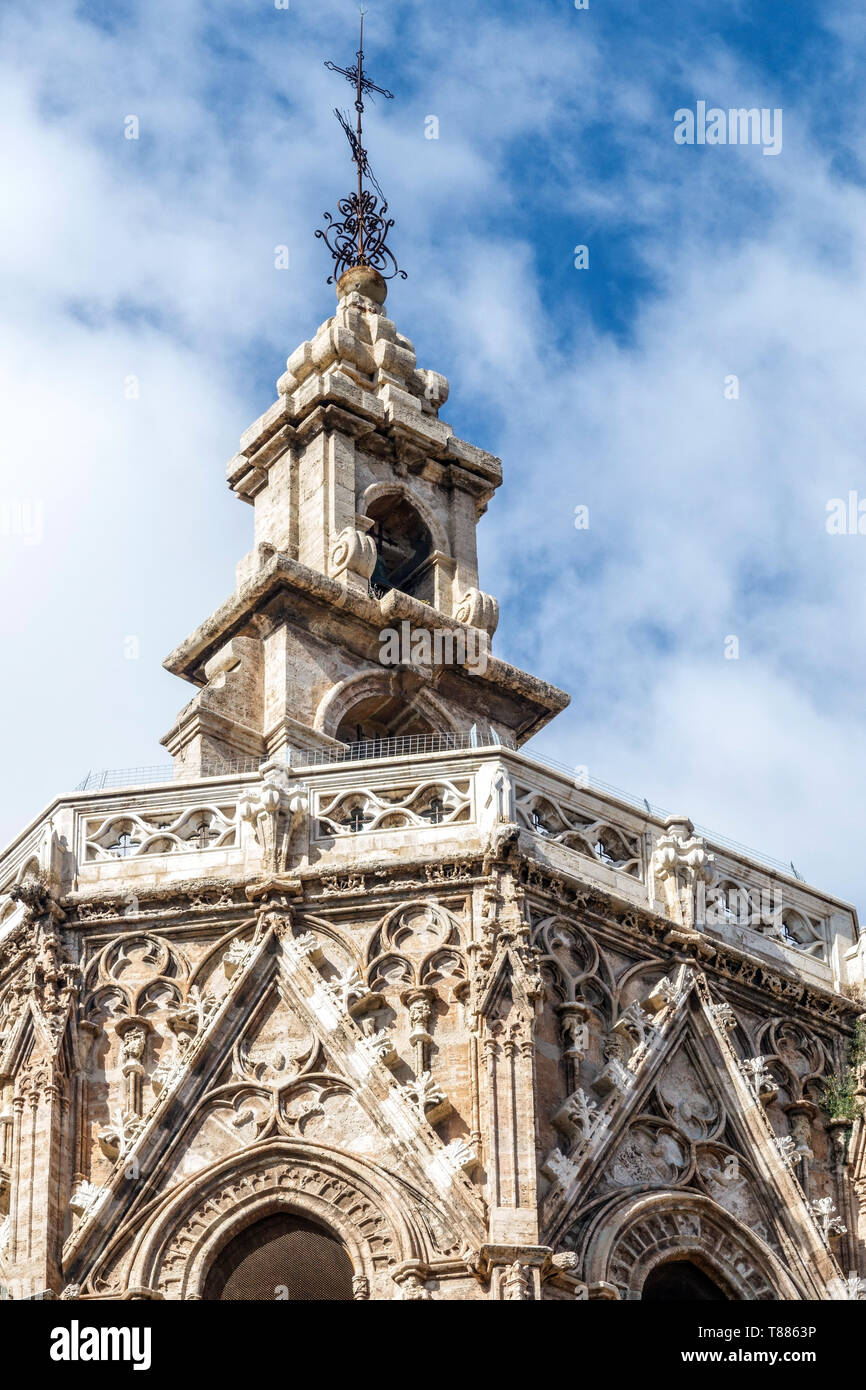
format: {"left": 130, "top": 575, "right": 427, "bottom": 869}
{"left": 641, "top": 1257, "right": 733, "bottom": 1302}
{"left": 367, "top": 494, "right": 434, "bottom": 600}
{"left": 201, "top": 1212, "right": 355, "bottom": 1301}
{"left": 334, "top": 693, "right": 435, "bottom": 746}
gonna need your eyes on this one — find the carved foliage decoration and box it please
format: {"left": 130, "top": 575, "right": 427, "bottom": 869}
{"left": 239, "top": 770, "right": 308, "bottom": 873}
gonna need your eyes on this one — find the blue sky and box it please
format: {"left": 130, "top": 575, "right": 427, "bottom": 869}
{"left": 2, "top": 0, "right": 866, "bottom": 905}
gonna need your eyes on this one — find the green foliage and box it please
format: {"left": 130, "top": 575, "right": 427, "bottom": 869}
{"left": 821, "top": 1074, "right": 859, "bottom": 1122}
{"left": 849, "top": 1018, "right": 866, "bottom": 1070}
{"left": 820, "top": 1020, "right": 866, "bottom": 1122}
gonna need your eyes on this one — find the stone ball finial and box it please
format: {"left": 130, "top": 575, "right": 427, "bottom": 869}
{"left": 336, "top": 264, "right": 387, "bottom": 306}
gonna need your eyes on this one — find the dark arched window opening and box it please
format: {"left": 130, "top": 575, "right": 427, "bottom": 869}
{"left": 367, "top": 495, "right": 434, "bottom": 600}
{"left": 202, "top": 1212, "right": 355, "bottom": 1301}
{"left": 642, "top": 1259, "right": 730, "bottom": 1301}
{"left": 335, "top": 695, "right": 435, "bottom": 746}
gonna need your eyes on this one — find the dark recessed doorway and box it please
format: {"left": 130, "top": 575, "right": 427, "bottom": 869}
{"left": 642, "top": 1259, "right": 730, "bottom": 1301}
{"left": 202, "top": 1212, "right": 355, "bottom": 1301}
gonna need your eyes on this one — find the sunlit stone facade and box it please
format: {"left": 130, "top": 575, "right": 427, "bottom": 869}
{"left": 1, "top": 268, "right": 865, "bottom": 1301}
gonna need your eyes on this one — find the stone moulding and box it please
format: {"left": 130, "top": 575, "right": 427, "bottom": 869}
{"left": 579, "top": 1191, "right": 804, "bottom": 1301}
{"left": 160, "top": 551, "right": 569, "bottom": 741}
{"left": 85, "top": 1142, "right": 433, "bottom": 1300}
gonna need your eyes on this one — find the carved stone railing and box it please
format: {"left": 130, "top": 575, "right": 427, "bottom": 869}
{"left": 512, "top": 779, "right": 644, "bottom": 880}
{"left": 313, "top": 775, "right": 473, "bottom": 840}
{"left": 83, "top": 803, "right": 239, "bottom": 862}
{"left": 0, "top": 743, "right": 855, "bottom": 990}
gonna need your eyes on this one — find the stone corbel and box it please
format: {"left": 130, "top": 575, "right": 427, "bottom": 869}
{"left": 453, "top": 587, "right": 499, "bottom": 637}
{"left": 240, "top": 767, "right": 309, "bottom": 873}
{"left": 543, "top": 1251, "right": 590, "bottom": 1301}
{"left": 391, "top": 1261, "right": 432, "bottom": 1300}
{"left": 10, "top": 870, "right": 66, "bottom": 928}
{"left": 651, "top": 816, "right": 715, "bottom": 931}
{"left": 328, "top": 523, "right": 377, "bottom": 596}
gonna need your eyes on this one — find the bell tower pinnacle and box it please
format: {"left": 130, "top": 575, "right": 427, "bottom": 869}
{"left": 159, "top": 26, "right": 569, "bottom": 777}
{"left": 316, "top": 10, "right": 407, "bottom": 288}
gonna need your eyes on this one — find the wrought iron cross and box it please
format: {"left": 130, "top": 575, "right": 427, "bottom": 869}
{"left": 316, "top": 11, "right": 407, "bottom": 284}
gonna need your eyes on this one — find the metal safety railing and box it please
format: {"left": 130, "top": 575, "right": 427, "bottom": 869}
{"left": 74, "top": 758, "right": 261, "bottom": 791}
{"left": 291, "top": 728, "right": 515, "bottom": 767}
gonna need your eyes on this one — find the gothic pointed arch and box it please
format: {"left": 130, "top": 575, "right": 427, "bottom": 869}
{"left": 97, "top": 1141, "right": 433, "bottom": 1300}
{"left": 578, "top": 1190, "right": 805, "bottom": 1301}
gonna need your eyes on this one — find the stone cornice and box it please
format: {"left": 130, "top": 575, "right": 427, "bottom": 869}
{"left": 161, "top": 550, "right": 569, "bottom": 740}
{"left": 52, "top": 840, "right": 860, "bottom": 1028}
{"left": 515, "top": 854, "right": 860, "bottom": 1028}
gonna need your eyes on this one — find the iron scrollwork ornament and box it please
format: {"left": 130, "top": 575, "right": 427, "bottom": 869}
{"left": 316, "top": 14, "right": 407, "bottom": 285}
{"left": 317, "top": 192, "right": 406, "bottom": 284}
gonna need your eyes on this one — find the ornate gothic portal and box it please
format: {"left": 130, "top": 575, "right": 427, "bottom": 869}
{"left": 2, "top": 263, "right": 866, "bottom": 1304}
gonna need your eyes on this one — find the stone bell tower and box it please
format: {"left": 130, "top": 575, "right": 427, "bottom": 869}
{"left": 159, "top": 261, "right": 569, "bottom": 776}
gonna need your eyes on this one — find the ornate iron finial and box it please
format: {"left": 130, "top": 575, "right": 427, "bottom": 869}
{"left": 316, "top": 11, "right": 407, "bottom": 286}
